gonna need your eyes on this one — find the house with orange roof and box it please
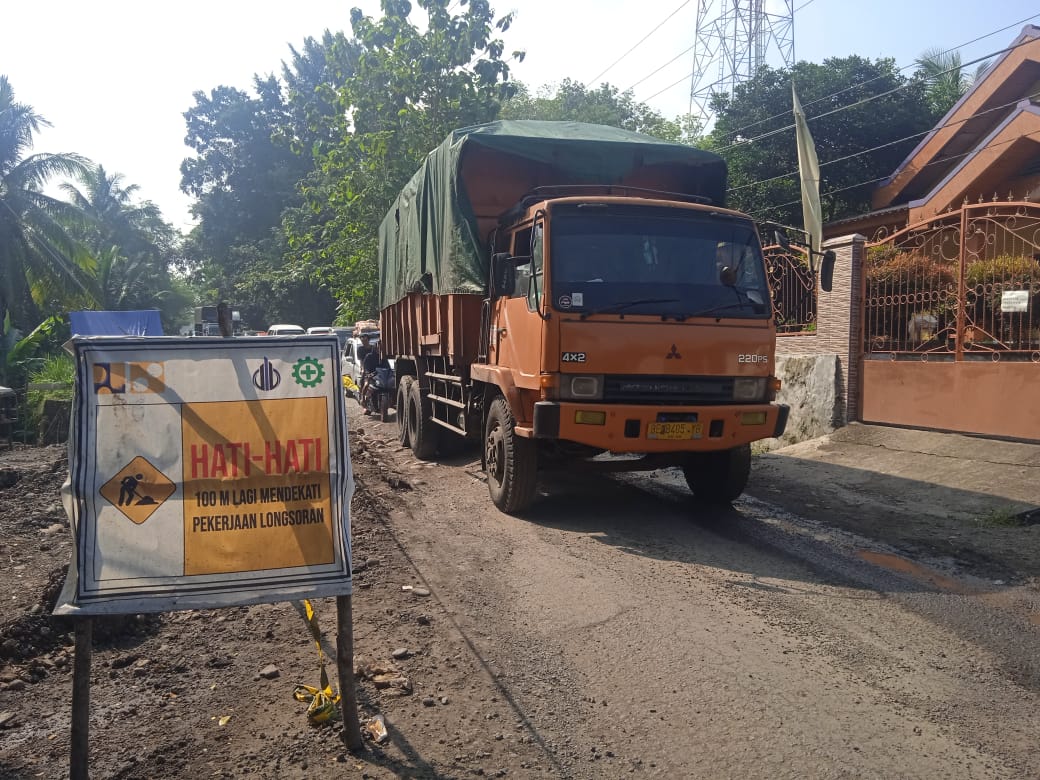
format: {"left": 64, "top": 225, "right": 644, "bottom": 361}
{"left": 775, "top": 25, "right": 1040, "bottom": 441}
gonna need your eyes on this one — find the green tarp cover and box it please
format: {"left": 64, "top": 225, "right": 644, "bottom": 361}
{"left": 377, "top": 120, "right": 728, "bottom": 309}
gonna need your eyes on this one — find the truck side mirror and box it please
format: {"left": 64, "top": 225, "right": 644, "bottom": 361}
{"left": 490, "top": 252, "right": 515, "bottom": 299}
{"left": 819, "top": 250, "right": 836, "bottom": 292}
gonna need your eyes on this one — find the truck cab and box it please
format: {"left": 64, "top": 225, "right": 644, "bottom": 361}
{"left": 467, "top": 190, "right": 786, "bottom": 510}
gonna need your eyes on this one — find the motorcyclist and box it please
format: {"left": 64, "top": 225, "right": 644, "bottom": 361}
{"left": 360, "top": 345, "right": 390, "bottom": 415}
{"left": 356, "top": 333, "right": 373, "bottom": 365}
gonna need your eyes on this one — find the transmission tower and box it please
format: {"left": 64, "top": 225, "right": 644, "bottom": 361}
{"left": 688, "top": 0, "right": 795, "bottom": 122}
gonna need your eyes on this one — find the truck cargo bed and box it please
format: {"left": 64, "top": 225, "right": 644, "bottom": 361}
{"left": 380, "top": 293, "right": 484, "bottom": 366}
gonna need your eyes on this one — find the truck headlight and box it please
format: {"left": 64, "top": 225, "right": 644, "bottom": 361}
{"left": 560, "top": 375, "right": 604, "bottom": 400}
{"left": 733, "top": 377, "right": 767, "bottom": 402}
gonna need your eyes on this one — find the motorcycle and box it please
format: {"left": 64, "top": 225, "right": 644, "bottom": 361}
{"left": 360, "top": 365, "right": 396, "bottom": 422}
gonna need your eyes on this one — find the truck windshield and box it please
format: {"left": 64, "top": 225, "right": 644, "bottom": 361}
{"left": 549, "top": 207, "right": 771, "bottom": 319}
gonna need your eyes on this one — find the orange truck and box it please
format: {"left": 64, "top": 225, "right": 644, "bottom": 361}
{"left": 379, "top": 120, "right": 803, "bottom": 513}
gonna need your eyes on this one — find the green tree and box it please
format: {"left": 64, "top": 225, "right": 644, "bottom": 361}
{"left": 280, "top": 30, "right": 361, "bottom": 156}
{"left": 0, "top": 75, "right": 95, "bottom": 332}
{"left": 179, "top": 31, "right": 356, "bottom": 328}
{"left": 285, "top": 0, "right": 517, "bottom": 321}
{"left": 179, "top": 78, "right": 328, "bottom": 327}
{"left": 708, "top": 57, "right": 938, "bottom": 227}
{"left": 914, "top": 48, "right": 990, "bottom": 116}
{"left": 501, "top": 78, "right": 699, "bottom": 143}
{"left": 60, "top": 164, "right": 190, "bottom": 327}
{"left": 181, "top": 79, "right": 306, "bottom": 258}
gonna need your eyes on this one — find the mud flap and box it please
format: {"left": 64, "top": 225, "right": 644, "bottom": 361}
{"left": 773, "top": 404, "right": 790, "bottom": 438}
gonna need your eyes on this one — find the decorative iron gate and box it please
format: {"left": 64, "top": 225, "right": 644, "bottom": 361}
{"left": 764, "top": 243, "right": 816, "bottom": 335}
{"left": 862, "top": 200, "right": 1040, "bottom": 440}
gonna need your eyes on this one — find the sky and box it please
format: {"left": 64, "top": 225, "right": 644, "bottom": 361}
{"left": 4, "top": 0, "right": 1039, "bottom": 232}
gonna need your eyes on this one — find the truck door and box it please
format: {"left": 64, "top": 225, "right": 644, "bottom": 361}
{"left": 491, "top": 224, "right": 543, "bottom": 386}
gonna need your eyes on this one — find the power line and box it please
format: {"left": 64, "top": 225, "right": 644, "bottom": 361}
{"left": 586, "top": 0, "right": 692, "bottom": 87}
{"left": 793, "top": 0, "right": 820, "bottom": 13}
{"left": 729, "top": 89, "right": 1040, "bottom": 193}
{"left": 632, "top": 10, "right": 1039, "bottom": 127}
{"left": 625, "top": 43, "right": 696, "bottom": 93}
{"left": 640, "top": 65, "right": 696, "bottom": 104}
{"left": 745, "top": 128, "right": 1040, "bottom": 219}
{"left": 715, "top": 12, "right": 1040, "bottom": 142}
{"left": 747, "top": 176, "right": 889, "bottom": 218}
{"left": 715, "top": 36, "right": 1033, "bottom": 157}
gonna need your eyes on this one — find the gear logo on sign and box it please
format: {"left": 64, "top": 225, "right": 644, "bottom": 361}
{"left": 99, "top": 456, "right": 176, "bottom": 525}
{"left": 291, "top": 357, "right": 325, "bottom": 388}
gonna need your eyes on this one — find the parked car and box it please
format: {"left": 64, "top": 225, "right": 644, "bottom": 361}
{"left": 307, "top": 326, "right": 336, "bottom": 336}
{"left": 266, "top": 324, "right": 306, "bottom": 336}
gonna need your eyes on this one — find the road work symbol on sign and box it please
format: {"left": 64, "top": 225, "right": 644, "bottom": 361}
{"left": 100, "top": 456, "right": 176, "bottom": 525}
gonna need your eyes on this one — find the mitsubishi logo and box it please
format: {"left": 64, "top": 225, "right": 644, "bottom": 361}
{"left": 665, "top": 344, "right": 682, "bottom": 360}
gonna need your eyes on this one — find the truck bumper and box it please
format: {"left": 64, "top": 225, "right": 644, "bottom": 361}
{"left": 533, "top": 401, "right": 789, "bottom": 452}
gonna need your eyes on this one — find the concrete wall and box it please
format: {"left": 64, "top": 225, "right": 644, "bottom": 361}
{"left": 774, "top": 234, "right": 865, "bottom": 430}
{"left": 759, "top": 354, "right": 840, "bottom": 451}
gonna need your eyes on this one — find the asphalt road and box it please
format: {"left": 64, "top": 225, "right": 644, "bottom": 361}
{"left": 355, "top": 411, "right": 1040, "bottom": 779}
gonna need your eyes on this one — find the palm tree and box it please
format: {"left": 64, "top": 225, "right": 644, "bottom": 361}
{"left": 0, "top": 75, "right": 96, "bottom": 331}
{"left": 915, "top": 48, "right": 991, "bottom": 116}
{"left": 60, "top": 164, "right": 163, "bottom": 254}
{"left": 61, "top": 164, "right": 188, "bottom": 320}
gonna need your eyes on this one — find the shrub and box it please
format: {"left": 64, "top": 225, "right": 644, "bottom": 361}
{"left": 865, "top": 245, "right": 956, "bottom": 290}
{"left": 965, "top": 253, "right": 1039, "bottom": 289}
{"left": 964, "top": 254, "right": 1039, "bottom": 326}
{"left": 25, "top": 353, "right": 75, "bottom": 434}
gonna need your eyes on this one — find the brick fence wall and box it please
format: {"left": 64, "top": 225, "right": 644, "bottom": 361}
{"left": 774, "top": 234, "right": 865, "bottom": 425}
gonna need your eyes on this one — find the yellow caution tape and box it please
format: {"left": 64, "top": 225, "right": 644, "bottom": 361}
{"left": 292, "top": 599, "right": 340, "bottom": 725}
{"left": 293, "top": 683, "right": 338, "bottom": 724}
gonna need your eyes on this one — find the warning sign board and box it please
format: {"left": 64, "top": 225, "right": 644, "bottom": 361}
{"left": 55, "top": 336, "right": 352, "bottom": 615}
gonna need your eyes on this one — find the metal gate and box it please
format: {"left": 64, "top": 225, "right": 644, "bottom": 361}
{"left": 862, "top": 200, "right": 1040, "bottom": 440}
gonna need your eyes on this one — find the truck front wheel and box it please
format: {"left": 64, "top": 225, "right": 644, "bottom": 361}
{"left": 407, "top": 381, "right": 438, "bottom": 460}
{"left": 682, "top": 444, "right": 751, "bottom": 504}
{"left": 484, "top": 397, "right": 537, "bottom": 514}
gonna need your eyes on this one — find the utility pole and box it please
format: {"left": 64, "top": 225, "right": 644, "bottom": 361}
{"left": 688, "top": 0, "right": 795, "bottom": 123}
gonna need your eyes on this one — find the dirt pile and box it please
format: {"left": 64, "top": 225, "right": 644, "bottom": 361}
{"left": 0, "top": 433, "right": 553, "bottom": 779}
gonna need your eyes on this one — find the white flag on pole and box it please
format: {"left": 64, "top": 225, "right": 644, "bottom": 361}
{"left": 792, "top": 84, "right": 823, "bottom": 267}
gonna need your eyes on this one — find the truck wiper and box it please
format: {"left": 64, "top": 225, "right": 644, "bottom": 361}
{"left": 687, "top": 301, "right": 764, "bottom": 319}
{"left": 579, "top": 298, "right": 679, "bottom": 320}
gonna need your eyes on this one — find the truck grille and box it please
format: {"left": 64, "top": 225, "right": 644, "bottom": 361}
{"left": 602, "top": 375, "right": 734, "bottom": 405}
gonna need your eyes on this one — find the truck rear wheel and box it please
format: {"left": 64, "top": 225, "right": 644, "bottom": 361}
{"left": 407, "top": 381, "right": 438, "bottom": 460}
{"left": 397, "top": 376, "right": 413, "bottom": 447}
{"left": 484, "top": 397, "right": 537, "bottom": 514}
{"left": 682, "top": 444, "right": 751, "bottom": 504}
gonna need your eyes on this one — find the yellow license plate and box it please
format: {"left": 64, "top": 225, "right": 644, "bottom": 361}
{"left": 647, "top": 422, "right": 703, "bottom": 440}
